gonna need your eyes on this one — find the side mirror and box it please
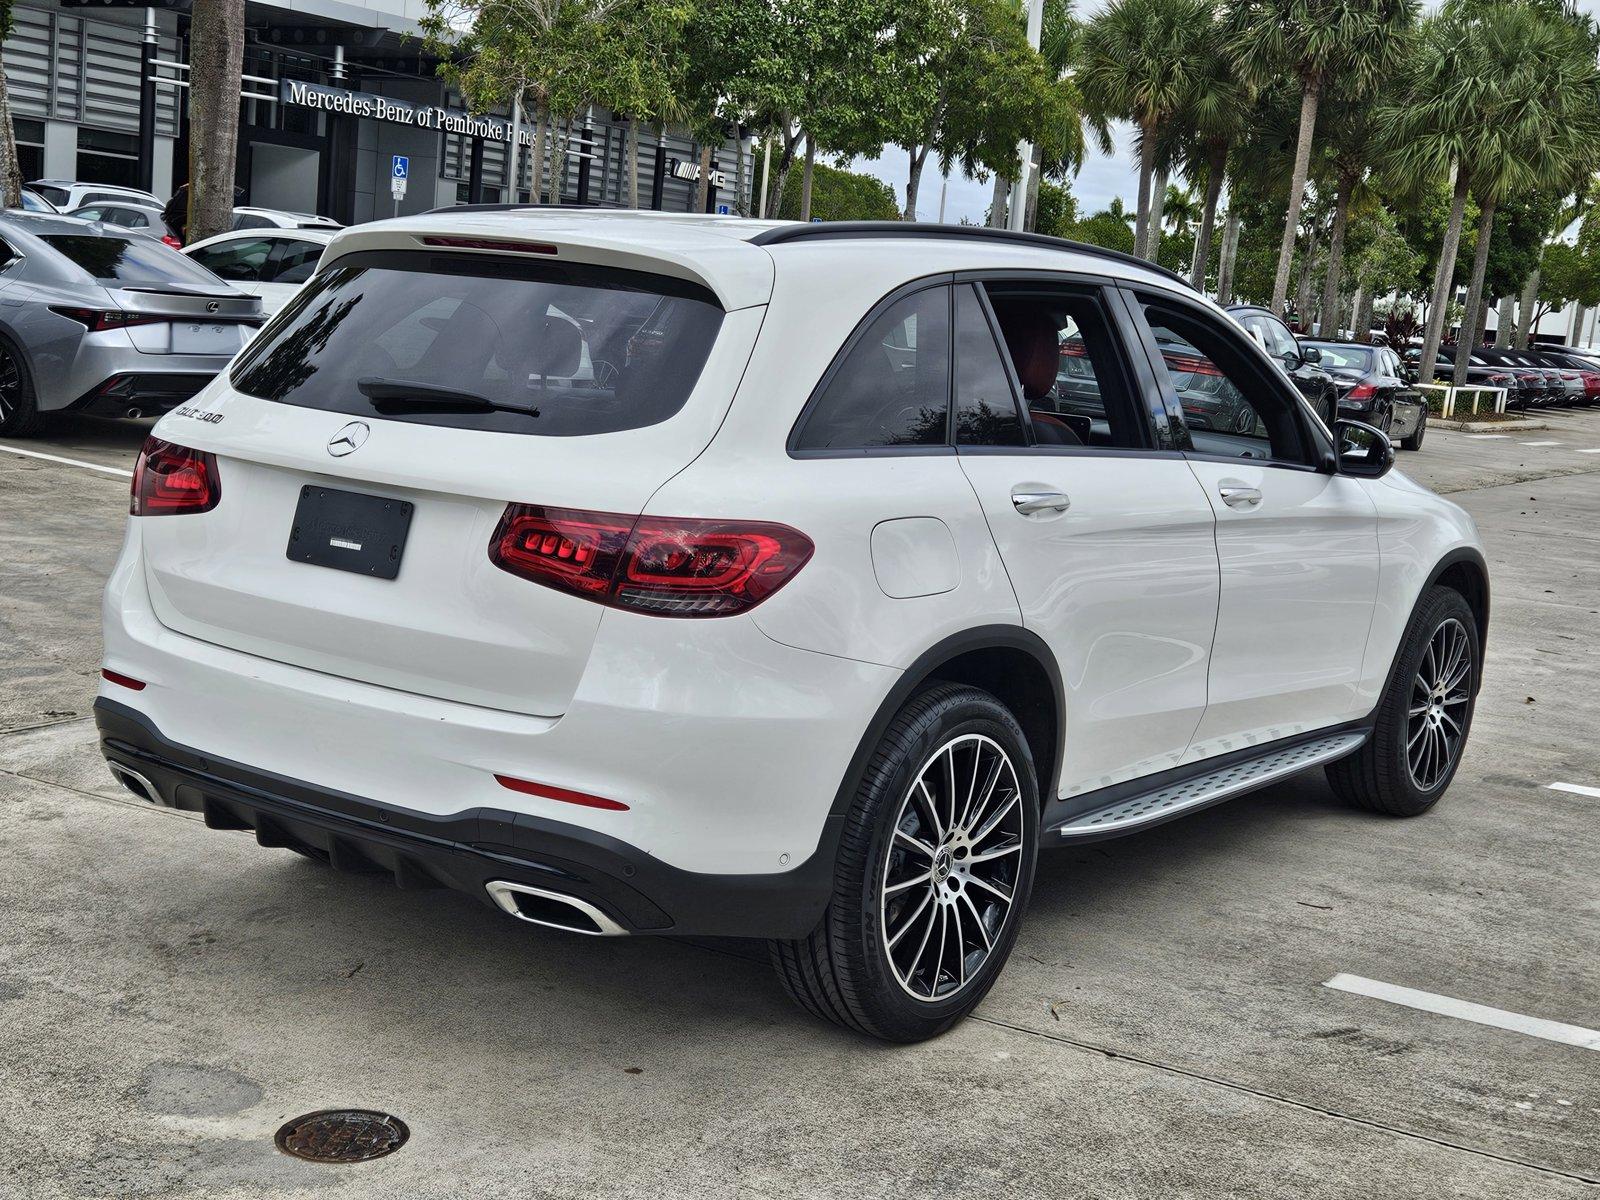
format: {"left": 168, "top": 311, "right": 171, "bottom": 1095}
{"left": 1300, "top": 344, "right": 1322, "bottom": 365}
{"left": 1402, "top": 366, "right": 1418, "bottom": 384}
{"left": 1335, "top": 419, "right": 1394, "bottom": 479}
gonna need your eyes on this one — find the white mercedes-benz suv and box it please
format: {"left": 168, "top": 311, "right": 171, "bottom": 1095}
{"left": 98, "top": 212, "right": 1487, "bottom": 1042}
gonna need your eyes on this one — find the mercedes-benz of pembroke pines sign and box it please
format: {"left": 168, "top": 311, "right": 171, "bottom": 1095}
{"left": 280, "top": 80, "right": 535, "bottom": 146}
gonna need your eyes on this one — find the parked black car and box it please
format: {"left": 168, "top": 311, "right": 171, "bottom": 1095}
{"left": 1303, "top": 340, "right": 1427, "bottom": 449}
{"left": 1526, "top": 349, "right": 1599, "bottom": 406}
{"left": 1227, "top": 304, "right": 1339, "bottom": 428}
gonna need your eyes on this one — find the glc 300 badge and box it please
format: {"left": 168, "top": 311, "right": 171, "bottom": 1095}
{"left": 327, "top": 421, "right": 370, "bottom": 456}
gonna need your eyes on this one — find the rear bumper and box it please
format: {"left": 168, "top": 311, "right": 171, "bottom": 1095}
{"left": 70, "top": 371, "right": 215, "bottom": 417}
{"left": 96, "top": 698, "right": 841, "bottom": 939}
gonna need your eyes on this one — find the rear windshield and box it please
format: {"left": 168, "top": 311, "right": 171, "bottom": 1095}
{"left": 41, "top": 234, "right": 225, "bottom": 286}
{"left": 1306, "top": 343, "right": 1372, "bottom": 371}
{"left": 230, "top": 250, "right": 725, "bottom": 436}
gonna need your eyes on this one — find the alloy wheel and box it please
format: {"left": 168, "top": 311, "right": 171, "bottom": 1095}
{"left": 880, "top": 734, "right": 1024, "bottom": 1002}
{"left": 1407, "top": 617, "right": 1471, "bottom": 791}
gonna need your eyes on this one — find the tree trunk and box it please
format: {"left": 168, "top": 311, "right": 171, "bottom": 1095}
{"left": 0, "top": 41, "right": 23, "bottom": 209}
{"left": 1568, "top": 301, "right": 1584, "bottom": 346}
{"left": 1190, "top": 145, "right": 1226, "bottom": 292}
{"left": 548, "top": 116, "right": 568, "bottom": 204}
{"left": 187, "top": 0, "right": 246, "bottom": 243}
{"left": 1347, "top": 285, "right": 1366, "bottom": 341}
{"left": 733, "top": 130, "right": 747, "bottom": 216}
{"left": 768, "top": 125, "right": 800, "bottom": 219}
{"left": 1216, "top": 206, "right": 1241, "bottom": 304}
{"left": 905, "top": 147, "right": 927, "bottom": 221}
{"left": 1454, "top": 198, "right": 1496, "bottom": 385}
{"left": 1293, "top": 229, "right": 1316, "bottom": 329}
{"left": 625, "top": 116, "right": 640, "bottom": 209}
{"left": 1418, "top": 169, "right": 1471, "bottom": 385}
{"left": 1318, "top": 171, "right": 1355, "bottom": 338}
{"left": 799, "top": 135, "right": 816, "bottom": 221}
{"left": 1494, "top": 295, "right": 1514, "bottom": 347}
{"left": 506, "top": 88, "right": 523, "bottom": 204}
{"left": 1271, "top": 81, "right": 1322, "bottom": 316}
{"left": 1516, "top": 268, "right": 1540, "bottom": 348}
{"left": 989, "top": 174, "right": 1009, "bottom": 228}
{"left": 1024, "top": 144, "right": 1043, "bottom": 232}
{"left": 1133, "top": 122, "right": 1156, "bottom": 259}
{"left": 530, "top": 110, "right": 547, "bottom": 203}
{"left": 1146, "top": 166, "right": 1167, "bottom": 263}
{"left": 693, "top": 141, "right": 712, "bottom": 213}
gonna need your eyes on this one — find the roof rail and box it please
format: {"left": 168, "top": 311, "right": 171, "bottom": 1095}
{"left": 748, "top": 221, "right": 1188, "bottom": 286}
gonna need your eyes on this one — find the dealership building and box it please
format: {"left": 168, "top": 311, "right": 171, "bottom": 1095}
{"left": 4, "top": 0, "right": 753, "bottom": 221}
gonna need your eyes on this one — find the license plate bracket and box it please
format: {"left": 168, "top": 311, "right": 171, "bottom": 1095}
{"left": 287, "top": 486, "right": 413, "bottom": 580}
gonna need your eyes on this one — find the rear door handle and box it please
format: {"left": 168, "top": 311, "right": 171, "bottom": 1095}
{"left": 1219, "top": 486, "right": 1262, "bottom": 508}
{"left": 1011, "top": 491, "right": 1071, "bottom": 515}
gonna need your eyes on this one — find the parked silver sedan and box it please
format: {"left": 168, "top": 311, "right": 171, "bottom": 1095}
{"left": 0, "top": 212, "right": 262, "bottom": 437}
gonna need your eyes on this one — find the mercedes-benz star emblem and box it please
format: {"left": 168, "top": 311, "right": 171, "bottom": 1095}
{"left": 206, "top": 300, "right": 220, "bottom": 314}
{"left": 327, "top": 421, "right": 370, "bottom": 457}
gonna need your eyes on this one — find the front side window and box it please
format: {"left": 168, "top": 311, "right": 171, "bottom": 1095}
{"left": 792, "top": 287, "right": 951, "bottom": 451}
{"left": 1143, "top": 301, "right": 1308, "bottom": 464}
{"left": 232, "top": 250, "right": 724, "bottom": 437}
{"left": 268, "top": 239, "right": 323, "bottom": 285}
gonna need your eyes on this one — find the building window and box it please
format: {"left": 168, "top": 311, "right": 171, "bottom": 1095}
{"left": 13, "top": 119, "right": 43, "bottom": 183}
{"left": 77, "top": 128, "right": 141, "bottom": 188}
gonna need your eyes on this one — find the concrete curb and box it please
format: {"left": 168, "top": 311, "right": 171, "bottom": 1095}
{"left": 1433, "top": 418, "right": 1548, "bottom": 433}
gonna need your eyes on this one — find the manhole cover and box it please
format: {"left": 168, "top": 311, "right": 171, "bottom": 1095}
{"left": 274, "top": 1109, "right": 409, "bottom": 1164}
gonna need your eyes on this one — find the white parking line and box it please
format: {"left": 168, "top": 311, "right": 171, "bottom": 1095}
{"left": 1519, "top": 440, "right": 1565, "bottom": 447}
{"left": 1577, "top": 448, "right": 1600, "bottom": 454}
{"left": 1466, "top": 433, "right": 1510, "bottom": 439}
{"left": 1548, "top": 781, "right": 1600, "bottom": 798}
{"left": 0, "top": 445, "right": 132, "bottom": 478}
{"left": 1324, "top": 974, "right": 1600, "bottom": 1051}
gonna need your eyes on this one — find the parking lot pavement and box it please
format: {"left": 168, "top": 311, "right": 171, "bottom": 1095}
{"left": 3, "top": 415, "right": 1599, "bottom": 1199}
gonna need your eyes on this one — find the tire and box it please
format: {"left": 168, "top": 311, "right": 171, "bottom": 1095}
{"left": 770, "top": 683, "right": 1040, "bottom": 1042}
{"left": 1326, "top": 585, "right": 1478, "bottom": 817}
{"left": 0, "top": 338, "right": 42, "bottom": 438}
{"left": 1399, "top": 410, "right": 1426, "bottom": 451}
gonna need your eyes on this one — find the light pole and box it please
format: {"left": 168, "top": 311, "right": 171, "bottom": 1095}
{"left": 1006, "top": 0, "right": 1045, "bottom": 232}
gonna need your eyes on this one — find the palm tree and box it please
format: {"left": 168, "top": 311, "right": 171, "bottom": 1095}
{"left": 1079, "top": 0, "right": 1211, "bottom": 259}
{"left": 1448, "top": 5, "right": 1600, "bottom": 382}
{"left": 1176, "top": 17, "right": 1252, "bottom": 292}
{"left": 0, "top": 2, "right": 23, "bottom": 208}
{"left": 1227, "top": 0, "right": 1416, "bottom": 316}
{"left": 1312, "top": 86, "right": 1395, "bottom": 338}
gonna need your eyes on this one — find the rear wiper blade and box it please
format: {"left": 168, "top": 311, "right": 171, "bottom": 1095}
{"left": 356, "top": 377, "right": 538, "bottom": 417}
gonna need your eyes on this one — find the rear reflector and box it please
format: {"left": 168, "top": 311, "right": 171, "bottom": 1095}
{"left": 494, "top": 774, "right": 629, "bottom": 811}
{"left": 101, "top": 668, "right": 146, "bottom": 691}
{"left": 131, "top": 436, "right": 220, "bottom": 516}
{"left": 489, "top": 505, "right": 813, "bottom": 618}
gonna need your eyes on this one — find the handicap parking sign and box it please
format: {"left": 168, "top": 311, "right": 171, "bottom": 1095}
{"left": 716, "top": 203, "right": 731, "bottom": 215}
{"left": 391, "top": 156, "right": 409, "bottom": 180}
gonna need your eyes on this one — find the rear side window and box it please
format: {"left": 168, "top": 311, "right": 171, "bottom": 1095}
{"left": 267, "top": 238, "right": 323, "bottom": 284}
{"left": 31, "top": 185, "right": 69, "bottom": 206}
{"left": 189, "top": 238, "right": 275, "bottom": 282}
{"left": 792, "top": 287, "right": 951, "bottom": 451}
{"left": 40, "top": 234, "right": 224, "bottom": 286}
{"left": 231, "top": 250, "right": 725, "bottom": 437}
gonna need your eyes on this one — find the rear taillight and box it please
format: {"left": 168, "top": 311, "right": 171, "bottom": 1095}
{"left": 1346, "top": 381, "right": 1376, "bottom": 400}
{"left": 50, "top": 306, "right": 167, "bottom": 332}
{"left": 161, "top": 234, "right": 183, "bottom": 249}
{"left": 130, "top": 437, "right": 220, "bottom": 516}
{"left": 489, "top": 505, "right": 813, "bottom": 618}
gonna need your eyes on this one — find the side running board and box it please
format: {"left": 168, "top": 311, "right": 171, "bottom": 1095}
{"left": 1053, "top": 731, "right": 1368, "bottom": 841}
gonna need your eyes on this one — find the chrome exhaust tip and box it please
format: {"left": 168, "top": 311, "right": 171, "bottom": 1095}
{"left": 485, "top": 881, "right": 628, "bottom": 936}
{"left": 108, "top": 762, "right": 165, "bottom": 806}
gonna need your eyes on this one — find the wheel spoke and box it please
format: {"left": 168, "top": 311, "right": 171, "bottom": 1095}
{"left": 904, "top": 897, "right": 940, "bottom": 991}
{"left": 912, "top": 779, "right": 944, "bottom": 841}
{"left": 970, "top": 791, "right": 1020, "bottom": 847}
{"left": 895, "top": 829, "right": 936, "bottom": 860}
{"left": 885, "top": 870, "right": 933, "bottom": 897}
{"left": 888, "top": 888, "right": 934, "bottom": 951}
{"left": 959, "top": 890, "right": 993, "bottom": 950}
{"left": 960, "top": 753, "right": 1004, "bottom": 835}
{"left": 965, "top": 871, "right": 1014, "bottom": 904}
{"left": 967, "top": 841, "right": 1021, "bottom": 865}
